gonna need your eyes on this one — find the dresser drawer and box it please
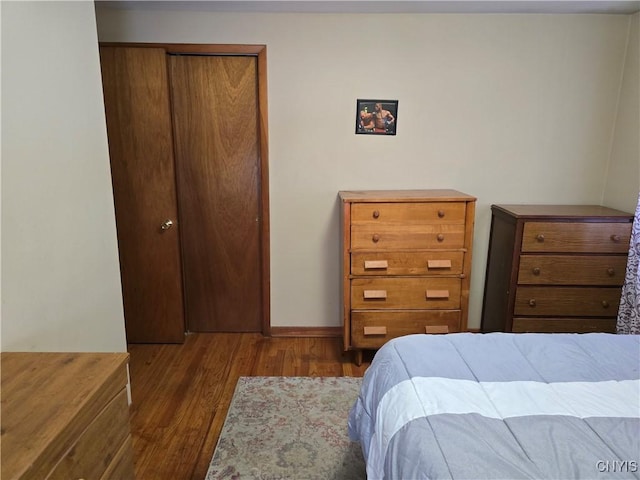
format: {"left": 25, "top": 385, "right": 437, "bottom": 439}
{"left": 101, "top": 435, "right": 135, "bottom": 480}
{"left": 351, "top": 277, "right": 461, "bottom": 309}
{"left": 512, "top": 317, "right": 617, "bottom": 333}
{"left": 351, "top": 251, "right": 464, "bottom": 276}
{"left": 351, "top": 202, "right": 466, "bottom": 225}
{"left": 351, "top": 310, "right": 461, "bottom": 348}
{"left": 521, "top": 222, "right": 631, "bottom": 253}
{"left": 351, "top": 224, "right": 466, "bottom": 250}
{"left": 48, "top": 388, "right": 131, "bottom": 480}
{"left": 514, "top": 286, "right": 621, "bottom": 317}
{"left": 517, "top": 255, "right": 628, "bottom": 285}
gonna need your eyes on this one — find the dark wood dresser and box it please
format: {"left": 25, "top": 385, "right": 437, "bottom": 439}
{"left": 481, "top": 204, "right": 633, "bottom": 333}
{"left": 340, "top": 189, "right": 476, "bottom": 365}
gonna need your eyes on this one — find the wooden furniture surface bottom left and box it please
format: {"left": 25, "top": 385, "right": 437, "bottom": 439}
{"left": 1, "top": 352, "right": 135, "bottom": 480}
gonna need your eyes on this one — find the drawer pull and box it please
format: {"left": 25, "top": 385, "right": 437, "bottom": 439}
{"left": 372, "top": 210, "right": 380, "bottom": 219}
{"left": 425, "top": 325, "right": 449, "bottom": 334}
{"left": 364, "top": 326, "right": 387, "bottom": 336}
{"left": 610, "top": 234, "right": 621, "bottom": 242}
{"left": 372, "top": 234, "right": 380, "bottom": 243}
{"left": 536, "top": 234, "right": 545, "bottom": 242}
{"left": 364, "top": 260, "right": 388, "bottom": 270}
{"left": 364, "top": 290, "right": 387, "bottom": 299}
{"left": 532, "top": 267, "right": 541, "bottom": 275}
{"left": 426, "top": 290, "right": 449, "bottom": 299}
{"left": 602, "top": 300, "right": 610, "bottom": 309}
{"left": 427, "top": 259, "right": 452, "bottom": 269}
{"left": 528, "top": 299, "right": 537, "bottom": 307}
{"left": 437, "top": 234, "right": 445, "bottom": 242}
{"left": 607, "top": 268, "right": 615, "bottom": 276}
{"left": 437, "top": 210, "right": 445, "bottom": 218}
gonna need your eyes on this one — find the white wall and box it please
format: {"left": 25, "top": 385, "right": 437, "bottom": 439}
{"left": 1, "top": 1, "right": 127, "bottom": 352}
{"left": 96, "top": 8, "right": 638, "bottom": 329}
{"left": 603, "top": 12, "right": 640, "bottom": 212}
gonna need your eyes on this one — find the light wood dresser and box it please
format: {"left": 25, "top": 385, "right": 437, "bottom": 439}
{"left": 481, "top": 204, "right": 633, "bottom": 333}
{"left": 1, "top": 352, "right": 135, "bottom": 480}
{"left": 339, "top": 189, "right": 476, "bottom": 365}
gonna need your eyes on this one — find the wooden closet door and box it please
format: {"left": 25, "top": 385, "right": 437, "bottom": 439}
{"left": 169, "top": 55, "right": 262, "bottom": 332}
{"left": 100, "top": 47, "right": 185, "bottom": 343}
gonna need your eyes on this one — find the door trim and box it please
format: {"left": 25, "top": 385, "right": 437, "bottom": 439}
{"left": 100, "top": 43, "right": 271, "bottom": 336}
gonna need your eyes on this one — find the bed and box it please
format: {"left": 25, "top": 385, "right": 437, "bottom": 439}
{"left": 348, "top": 333, "right": 640, "bottom": 479}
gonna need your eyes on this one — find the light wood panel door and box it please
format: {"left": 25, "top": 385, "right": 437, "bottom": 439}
{"left": 169, "top": 55, "right": 262, "bottom": 332}
{"left": 100, "top": 47, "right": 185, "bottom": 343}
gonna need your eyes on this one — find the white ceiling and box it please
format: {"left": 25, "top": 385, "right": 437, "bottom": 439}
{"left": 96, "top": 1, "right": 640, "bottom": 14}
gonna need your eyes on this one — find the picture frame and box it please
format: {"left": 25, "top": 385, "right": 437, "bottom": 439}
{"left": 355, "top": 99, "right": 398, "bottom": 135}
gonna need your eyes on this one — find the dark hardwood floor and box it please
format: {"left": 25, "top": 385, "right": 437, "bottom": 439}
{"left": 126, "top": 333, "right": 373, "bottom": 480}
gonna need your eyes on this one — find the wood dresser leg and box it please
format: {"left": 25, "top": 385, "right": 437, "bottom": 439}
{"left": 355, "top": 349, "right": 363, "bottom": 366}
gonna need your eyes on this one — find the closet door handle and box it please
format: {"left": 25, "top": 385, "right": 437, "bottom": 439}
{"left": 160, "top": 219, "right": 174, "bottom": 231}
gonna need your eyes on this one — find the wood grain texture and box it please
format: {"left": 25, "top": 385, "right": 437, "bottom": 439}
{"left": 256, "top": 47, "right": 272, "bottom": 337}
{"left": 48, "top": 389, "right": 130, "bottom": 480}
{"left": 460, "top": 199, "right": 476, "bottom": 331}
{"left": 342, "top": 201, "right": 352, "bottom": 351}
{"left": 1, "top": 353, "right": 131, "bottom": 480}
{"left": 492, "top": 204, "right": 633, "bottom": 219}
{"left": 351, "top": 277, "right": 461, "bottom": 309}
{"left": 124, "top": 334, "right": 370, "bottom": 480}
{"left": 101, "top": 43, "right": 271, "bottom": 338}
{"left": 350, "top": 224, "right": 467, "bottom": 250}
{"left": 100, "top": 43, "right": 266, "bottom": 55}
{"left": 270, "top": 326, "right": 342, "bottom": 337}
{"left": 338, "top": 189, "right": 477, "bottom": 203}
{"left": 99, "top": 46, "right": 185, "bottom": 343}
{"left": 351, "top": 311, "right": 460, "bottom": 348}
{"left": 350, "top": 202, "right": 466, "bottom": 224}
{"left": 511, "top": 318, "right": 617, "bottom": 333}
{"left": 170, "top": 55, "right": 261, "bottom": 333}
{"left": 514, "top": 286, "right": 622, "bottom": 316}
{"left": 518, "top": 255, "right": 628, "bottom": 285}
{"left": 341, "top": 190, "right": 475, "bottom": 362}
{"left": 522, "top": 222, "right": 632, "bottom": 253}
{"left": 481, "top": 204, "right": 632, "bottom": 333}
{"left": 101, "top": 435, "right": 135, "bottom": 480}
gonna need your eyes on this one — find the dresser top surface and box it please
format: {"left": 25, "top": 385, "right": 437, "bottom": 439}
{"left": 492, "top": 204, "right": 633, "bottom": 219}
{"left": 339, "top": 189, "right": 476, "bottom": 202}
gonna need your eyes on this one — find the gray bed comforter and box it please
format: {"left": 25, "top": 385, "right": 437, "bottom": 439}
{"left": 348, "top": 333, "right": 640, "bottom": 479}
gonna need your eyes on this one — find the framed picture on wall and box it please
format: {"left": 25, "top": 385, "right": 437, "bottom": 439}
{"left": 355, "top": 99, "right": 398, "bottom": 135}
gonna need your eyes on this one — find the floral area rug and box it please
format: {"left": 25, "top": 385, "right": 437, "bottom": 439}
{"left": 205, "top": 376, "right": 366, "bottom": 480}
